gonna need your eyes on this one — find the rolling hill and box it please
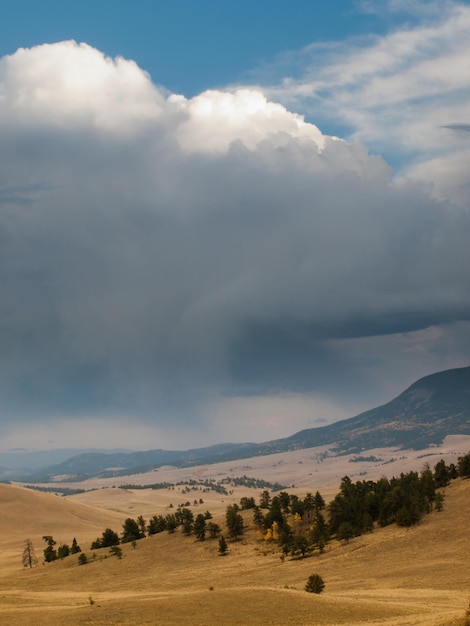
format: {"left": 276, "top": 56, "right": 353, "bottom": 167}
{"left": 0, "top": 483, "right": 125, "bottom": 573}
{"left": 23, "top": 365, "right": 470, "bottom": 481}
{"left": 0, "top": 475, "right": 469, "bottom": 625}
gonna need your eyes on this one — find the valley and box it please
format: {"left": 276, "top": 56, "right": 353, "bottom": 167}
{"left": 1, "top": 438, "right": 469, "bottom": 625}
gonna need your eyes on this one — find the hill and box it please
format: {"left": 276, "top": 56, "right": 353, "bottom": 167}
{"left": 26, "top": 365, "right": 470, "bottom": 481}
{"left": 0, "top": 483, "right": 124, "bottom": 573}
{"left": 0, "top": 476, "right": 469, "bottom": 625}
{"left": 283, "top": 364, "right": 470, "bottom": 453}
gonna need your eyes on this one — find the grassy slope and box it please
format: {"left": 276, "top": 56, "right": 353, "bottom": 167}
{"left": 0, "top": 480, "right": 468, "bottom": 625}
{"left": 0, "top": 483, "right": 124, "bottom": 573}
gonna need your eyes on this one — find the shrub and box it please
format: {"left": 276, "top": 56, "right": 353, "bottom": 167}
{"left": 109, "top": 546, "right": 123, "bottom": 559}
{"left": 78, "top": 553, "right": 88, "bottom": 565}
{"left": 305, "top": 573, "right": 325, "bottom": 594}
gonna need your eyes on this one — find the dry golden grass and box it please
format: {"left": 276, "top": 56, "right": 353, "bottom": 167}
{"left": 0, "top": 483, "right": 124, "bottom": 573}
{"left": 0, "top": 475, "right": 469, "bottom": 625}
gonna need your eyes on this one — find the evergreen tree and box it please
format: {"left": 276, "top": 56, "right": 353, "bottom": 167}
{"left": 264, "top": 496, "right": 285, "bottom": 529}
{"left": 239, "top": 496, "right": 256, "bottom": 510}
{"left": 259, "top": 490, "right": 271, "bottom": 509}
{"left": 165, "top": 514, "right": 178, "bottom": 533}
{"left": 252, "top": 505, "right": 264, "bottom": 528}
{"left": 42, "top": 535, "right": 57, "bottom": 562}
{"left": 434, "top": 460, "right": 451, "bottom": 487}
{"left": 226, "top": 505, "right": 244, "bottom": 539}
{"left": 292, "top": 534, "right": 311, "bottom": 558}
{"left": 182, "top": 511, "right": 194, "bottom": 536}
{"left": 93, "top": 528, "right": 120, "bottom": 549}
{"left": 121, "top": 518, "right": 143, "bottom": 543}
{"left": 278, "top": 491, "right": 291, "bottom": 514}
{"left": 314, "top": 491, "right": 325, "bottom": 511}
{"left": 458, "top": 452, "right": 470, "bottom": 477}
{"left": 337, "top": 521, "right": 354, "bottom": 543}
{"left": 434, "top": 492, "right": 445, "bottom": 512}
{"left": 70, "top": 537, "right": 81, "bottom": 554}
{"left": 193, "top": 514, "right": 207, "bottom": 541}
{"left": 303, "top": 493, "right": 316, "bottom": 523}
{"left": 57, "top": 544, "right": 70, "bottom": 559}
{"left": 147, "top": 515, "right": 167, "bottom": 535}
{"left": 137, "top": 515, "right": 147, "bottom": 537}
{"left": 305, "top": 573, "right": 325, "bottom": 594}
{"left": 207, "top": 522, "right": 221, "bottom": 538}
{"left": 310, "top": 512, "right": 329, "bottom": 550}
{"left": 289, "top": 494, "right": 304, "bottom": 517}
{"left": 218, "top": 535, "right": 228, "bottom": 556}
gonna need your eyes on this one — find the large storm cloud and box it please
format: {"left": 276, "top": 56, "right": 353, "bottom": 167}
{"left": 0, "top": 41, "right": 469, "bottom": 447}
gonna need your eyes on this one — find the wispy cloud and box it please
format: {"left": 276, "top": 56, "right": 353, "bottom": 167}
{"left": 261, "top": 1, "right": 470, "bottom": 205}
{"left": 441, "top": 123, "right": 470, "bottom": 134}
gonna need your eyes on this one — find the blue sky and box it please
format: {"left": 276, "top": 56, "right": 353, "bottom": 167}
{"left": 0, "top": 1, "right": 469, "bottom": 451}
{"left": 1, "top": 1, "right": 386, "bottom": 95}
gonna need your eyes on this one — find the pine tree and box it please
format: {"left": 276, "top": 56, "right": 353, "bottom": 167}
{"left": 252, "top": 505, "right": 264, "bottom": 528}
{"left": 193, "top": 514, "right": 207, "bottom": 541}
{"left": 57, "top": 543, "right": 70, "bottom": 559}
{"left": 207, "top": 522, "right": 221, "bottom": 538}
{"left": 337, "top": 521, "right": 354, "bottom": 543}
{"left": 218, "top": 535, "right": 228, "bottom": 556}
{"left": 305, "top": 573, "right": 325, "bottom": 594}
{"left": 121, "top": 518, "right": 143, "bottom": 543}
{"left": 42, "top": 535, "right": 57, "bottom": 562}
{"left": 226, "top": 505, "right": 244, "bottom": 539}
{"left": 458, "top": 452, "right": 470, "bottom": 477}
{"left": 71, "top": 537, "right": 81, "bottom": 554}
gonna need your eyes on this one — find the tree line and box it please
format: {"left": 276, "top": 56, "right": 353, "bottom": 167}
{"left": 251, "top": 453, "right": 470, "bottom": 558}
{"left": 27, "top": 451, "right": 470, "bottom": 567}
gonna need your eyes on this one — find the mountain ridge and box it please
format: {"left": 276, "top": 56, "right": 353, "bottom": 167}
{"left": 20, "top": 365, "right": 470, "bottom": 481}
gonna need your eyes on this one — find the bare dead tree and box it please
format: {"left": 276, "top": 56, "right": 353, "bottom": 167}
{"left": 22, "top": 538, "right": 38, "bottom": 568}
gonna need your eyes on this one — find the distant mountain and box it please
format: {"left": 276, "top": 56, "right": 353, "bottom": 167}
{"left": 280, "top": 365, "right": 470, "bottom": 453}
{"left": 26, "top": 366, "right": 470, "bottom": 482}
{"left": 0, "top": 448, "right": 134, "bottom": 481}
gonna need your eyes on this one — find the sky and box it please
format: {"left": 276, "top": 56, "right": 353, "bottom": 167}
{"left": 0, "top": 0, "right": 469, "bottom": 452}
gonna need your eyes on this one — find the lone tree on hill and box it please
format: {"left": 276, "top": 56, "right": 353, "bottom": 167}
{"left": 22, "top": 539, "right": 38, "bottom": 569}
{"left": 305, "top": 573, "right": 325, "bottom": 594}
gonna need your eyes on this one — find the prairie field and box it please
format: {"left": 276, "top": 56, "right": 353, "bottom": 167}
{"left": 1, "top": 452, "right": 469, "bottom": 626}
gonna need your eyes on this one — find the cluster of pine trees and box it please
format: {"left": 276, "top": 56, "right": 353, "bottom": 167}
{"left": 247, "top": 455, "right": 470, "bottom": 558}
{"left": 248, "top": 489, "right": 329, "bottom": 558}
{"left": 85, "top": 504, "right": 243, "bottom": 559}
{"left": 42, "top": 535, "right": 81, "bottom": 562}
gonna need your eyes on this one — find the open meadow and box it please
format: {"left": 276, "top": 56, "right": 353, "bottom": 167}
{"left": 1, "top": 440, "right": 470, "bottom": 625}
